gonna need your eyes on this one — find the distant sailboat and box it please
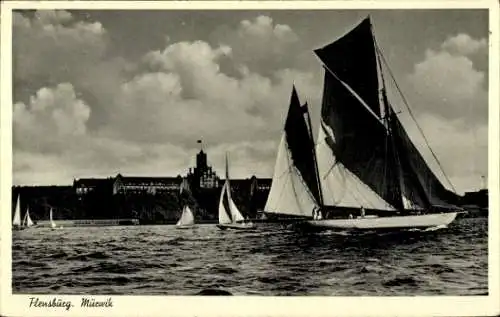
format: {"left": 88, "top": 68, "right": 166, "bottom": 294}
{"left": 50, "top": 208, "right": 56, "bottom": 228}
{"left": 264, "top": 17, "right": 462, "bottom": 231}
{"left": 49, "top": 208, "right": 63, "bottom": 229}
{"left": 217, "top": 154, "right": 255, "bottom": 230}
{"left": 22, "top": 206, "right": 35, "bottom": 229}
{"left": 176, "top": 178, "right": 196, "bottom": 229}
{"left": 12, "top": 194, "right": 23, "bottom": 231}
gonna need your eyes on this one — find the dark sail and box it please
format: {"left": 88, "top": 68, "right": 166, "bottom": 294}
{"left": 314, "top": 17, "right": 381, "bottom": 117}
{"left": 320, "top": 69, "right": 401, "bottom": 209}
{"left": 389, "top": 112, "right": 457, "bottom": 208}
{"left": 284, "top": 86, "right": 322, "bottom": 205}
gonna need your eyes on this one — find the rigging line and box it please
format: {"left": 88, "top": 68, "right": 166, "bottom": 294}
{"left": 304, "top": 103, "right": 324, "bottom": 207}
{"left": 284, "top": 139, "right": 306, "bottom": 216}
{"left": 319, "top": 64, "right": 386, "bottom": 127}
{"left": 374, "top": 43, "right": 457, "bottom": 193}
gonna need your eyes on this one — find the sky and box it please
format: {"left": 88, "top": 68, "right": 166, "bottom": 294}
{"left": 11, "top": 9, "right": 489, "bottom": 195}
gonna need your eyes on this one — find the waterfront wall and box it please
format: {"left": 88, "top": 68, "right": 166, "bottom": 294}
{"left": 11, "top": 182, "right": 270, "bottom": 225}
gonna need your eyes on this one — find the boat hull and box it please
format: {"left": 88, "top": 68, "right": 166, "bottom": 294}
{"left": 176, "top": 225, "right": 196, "bottom": 230}
{"left": 303, "top": 212, "right": 457, "bottom": 231}
{"left": 216, "top": 223, "right": 255, "bottom": 230}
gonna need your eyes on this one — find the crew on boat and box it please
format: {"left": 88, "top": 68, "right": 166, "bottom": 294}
{"left": 312, "top": 206, "right": 323, "bottom": 220}
{"left": 360, "top": 206, "right": 365, "bottom": 218}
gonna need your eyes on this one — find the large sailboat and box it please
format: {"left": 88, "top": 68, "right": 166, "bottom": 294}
{"left": 217, "top": 154, "right": 255, "bottom": 230}
{"left": 176, "top": 178, "right": 196, "bottom": 229}
{"left": 264, "top": 17, "right": 462, "bottom": 231}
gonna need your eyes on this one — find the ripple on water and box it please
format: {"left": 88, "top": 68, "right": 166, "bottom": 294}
{"left": 11, "top": 218, "right": 488, "bottom": 295}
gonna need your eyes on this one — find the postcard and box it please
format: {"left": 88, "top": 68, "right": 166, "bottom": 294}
{"left": 1, "top": 1, "right": 498, "bottom": 316}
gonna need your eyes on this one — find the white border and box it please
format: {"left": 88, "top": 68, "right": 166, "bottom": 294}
{"left": 1, "top": 1, "right": 499, "bottom": 317}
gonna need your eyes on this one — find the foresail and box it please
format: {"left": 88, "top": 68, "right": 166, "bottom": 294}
{"left": 228, "top": 191, "right": 245, "bottom": 222}
{"left": 13, "top": 195, "right": 21, "bottom": 226}
{"left": 218, "top": 182, "right": 232, "bottom": 224}
{"left": 26, "top": 210, "right": 34, "bottom": 227}
{"left": 265, "top": 134, "right": 319, "bottom": 217}
{"left": 390, "top": 113, "right": 457, "bottom": 208}
{"left": 316, "top": 121, "right": 395, "bottom": 211}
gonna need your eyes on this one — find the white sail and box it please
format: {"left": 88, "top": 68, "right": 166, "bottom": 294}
{"left": 218, "top": 182, "right": 232, "bottom": 224}
{"left": 25, "top": 208, "right": 34, "bottom": 227}
{"left": 265, "top": 134, "right": 319, "bottom": 217}
{"left": 13, "top": 195, "right": 22, "bottom": 226}
{"left": 228, "top": 187, "right": 245, "bottom": 222}
{"left": 50, "top": 208, "right": 57, "bottom": 228}
{"left": 316, "top": 121, "right": 395, "bottom": 211}
{"left": 176, "top": 205, "right": 195, "bottom": 226}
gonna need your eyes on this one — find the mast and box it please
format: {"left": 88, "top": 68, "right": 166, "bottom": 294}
{"left": 303, "top": 102, "right": 324, "bottom": 208}
{"left": 372, "top": 21, "right": 406, "bottom": 210}
{"left": 371, "top": 18, "right": 455, "bottom": 209}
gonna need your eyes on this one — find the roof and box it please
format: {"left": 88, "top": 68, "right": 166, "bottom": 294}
{"left": 73, "top": 178, "right": 113, "bottom": 187}
{"left": 115, "top": 175, "right": 182, "bottom": 185}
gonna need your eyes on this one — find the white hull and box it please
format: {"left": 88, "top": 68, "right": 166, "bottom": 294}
{"left": 217, "top": 223, "right": 255, "bottom": 230}
{"left": 176, "top": 225, "right": 196, "bottom": 230}
{"left": 305, "top": 212, "right": 457, "bottom": 231}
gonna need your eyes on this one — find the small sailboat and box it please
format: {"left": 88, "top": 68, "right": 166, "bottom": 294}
{"left": 176, "top": 178, "right": 196, "bottom": 229}
{"left": 50, "top": 208, "right": 57, "bottom": 228}
{"left": 12, "top": 194, "right": 24, "bottom": 231}
{"left": 49, "top": 208, "right": 63, "bottom": 229}
{"left": 22, "top": 206, "right": 35, "bottom": 229}
{"left": 217, "top": 154, "right": 255, "bottom": 230}
{"left": 264, "top": 17, "right": 462, "bottom": 231}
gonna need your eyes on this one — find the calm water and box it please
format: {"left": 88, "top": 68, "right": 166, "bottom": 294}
{"left": 12, "top": 217, "right": 487, "bottom": 295}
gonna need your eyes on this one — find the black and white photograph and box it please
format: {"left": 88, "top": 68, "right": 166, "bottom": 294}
{"left": 1, "top": 0, "right": 498, "bottom": 316}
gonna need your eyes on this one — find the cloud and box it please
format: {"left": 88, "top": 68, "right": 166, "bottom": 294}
{"left": 211, "top": 15, "right": 306, "bottom": 76}
{"left": 12, "top": 10, "right": 129, "bottom": 131}
{"left": 406, "top": 34, "right": 487, "bottom": 125}
{"left": 12, "top": 18, "right": 320, "bottom": 185}
{"left": 12, "top": 84, "right": 194, "bottom": 185}
{"left": 109, "top": 40, "right": 319, "bottom": 149}
{"left": 13, "top": 83, "right": 91, "bottom": 153}
{"left": 13, "top": 10, "right": 107, "bottom": 84}
{"left": 401, "top": 33, "right": 488, "bottom": 194}
{"left": 399, "top": 113, "right": 487, "bottom": 194}
{"left": 441, "top": 33, "right": 487, "bottom": 56}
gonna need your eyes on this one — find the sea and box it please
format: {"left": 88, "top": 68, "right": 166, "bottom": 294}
{"left": 12, "top": 216, "right": 487, "bottom": 296}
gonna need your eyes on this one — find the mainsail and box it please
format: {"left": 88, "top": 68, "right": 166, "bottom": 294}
{"left": 314, "top": 16, "right": 457, "bottom": 212}
{"left": 265, "top": 86, "right": 320, "bottom": 217}
{"left": 176, "top": 205, "right": 195, "bottom": 226}
{"left": 13, "top": 195, "right": 21, "bottom": 227}
{"left": 218, "top": 154, "right": 245, "bottom": 224}
{"left": 50, "top": 208, "right": 57, "bottom": 228}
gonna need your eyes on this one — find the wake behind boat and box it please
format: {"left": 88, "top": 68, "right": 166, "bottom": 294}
{"left": 263, "top": 17, "right": 461, "bottom": 232}
{"left": 217, "top": 154, "right": 255, "bottom": 231}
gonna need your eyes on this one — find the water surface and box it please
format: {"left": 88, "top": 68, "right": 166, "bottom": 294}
{"left": 12, "top": 217, "right": 487, "bottom": 295}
